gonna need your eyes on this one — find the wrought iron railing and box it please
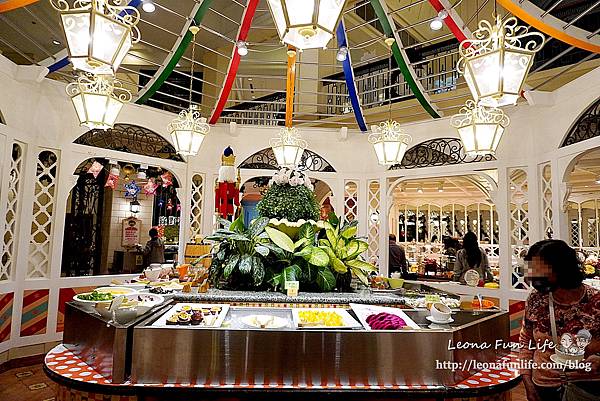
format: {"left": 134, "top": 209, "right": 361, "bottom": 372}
{"left": 221, "top": 92, "right": 286, "bottom": 126}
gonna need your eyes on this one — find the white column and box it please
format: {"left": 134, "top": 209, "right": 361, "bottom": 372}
{"left": 496, "top": 166, "right": 511, "bottom": 310}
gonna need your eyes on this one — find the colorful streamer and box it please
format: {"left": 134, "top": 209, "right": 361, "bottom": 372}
{"left": 336, "top": 19, "right": 367, "bottom": 132}
{"left": 285, "top": 46, "right": 296, "bottom": 128}
{"left": 208, "top": 0, "right": 259, "bottom": 124}
{"left": 136, "top": 0, "right": 214, "bottom": 104}
{"left": 498, "top": 0, "right": 600, "bottom": 54}
{"left": 427, "top": 0, "right": 472, "bottom": 46}
{"left": 369, "top": 0, "right": 442, "bottom": 118}
{"left": 0, "top": 0, "right": 38, "bottom": 13}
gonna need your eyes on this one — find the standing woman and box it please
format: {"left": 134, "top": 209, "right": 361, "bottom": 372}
{"left": 453, "top": 232, "right": 492, "bottom": 283}
{"left": 519, "top": 240, "right": 600, "bottom": 401}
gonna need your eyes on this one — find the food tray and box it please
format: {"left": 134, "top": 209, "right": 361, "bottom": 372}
{"left": 291, "top": 308, "right": 361, "bottom": 330}
{"left": 225, "top": 307, "right": 293, "bottom": 330}
{"left": 350, "top": 303, "right": 420, "bottom": 330}
{"left": 151, "top": 303, "right": 229, "bottom": 329}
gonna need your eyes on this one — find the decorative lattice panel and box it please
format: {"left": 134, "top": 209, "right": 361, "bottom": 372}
{"left": 587, "top": 218, "right": 598, "bottom": 247}
{"left": 0, "top": 143, "right": 24, "bottom": 281}
{"left": 540, "top": 163, "right": 553, "bottom": 238}
{"left": 570, "top": 219, "right": 580, "bottom": 248}
{"left": 344, "top": 181, "right": 358, "bottom": 223}
{"left": 509, "top": 168, "right": 529, "bottom": 289}
{"left": 367, "top": 180, "right": 380, "bottom": 264}
{"left": 27, "top": 150, "right": 58, "bottom": 279}
{"left": 190, "top": 174, "right": 204, "bottom": 239}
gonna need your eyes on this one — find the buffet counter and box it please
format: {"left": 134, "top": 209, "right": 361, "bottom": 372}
{"left": 44, "top": 289, "right": 521, "bottom": 401}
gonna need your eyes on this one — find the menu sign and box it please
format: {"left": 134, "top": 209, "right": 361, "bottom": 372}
{"left": 122, "top": 217, "right": 141, "bottom": 247}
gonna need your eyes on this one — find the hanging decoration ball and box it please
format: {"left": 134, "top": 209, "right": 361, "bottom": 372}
{"left": 87, "top": 160, "right": 104, "bottom": 178}
{"left": 161, "top": 171, "right": 173, "bottom": 187}
{"left": 124, "top": 180, "right": 141, "bottom": 198}
{"left": 105, "top": 172, "right": 119, "bottom": 189}
{"left": 143, "top": 178, "right": 158, "bottom": 196}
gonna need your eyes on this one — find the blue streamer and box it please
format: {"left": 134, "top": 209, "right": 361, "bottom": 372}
{"left": 336, "top": 19, "right": 367, "bottom": 132}
{"left": 48, "top": 0, "right": 142, "bottom": 73}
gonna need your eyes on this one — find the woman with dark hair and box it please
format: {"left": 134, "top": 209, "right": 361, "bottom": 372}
{"left": 453, "top": 232, "right": 491, "bottom": 283}
{"left": 137, "top": 227, "right": 165, "bottom": 266}
{"left": 520, "top": 239, "right": 600, "bottom": 401}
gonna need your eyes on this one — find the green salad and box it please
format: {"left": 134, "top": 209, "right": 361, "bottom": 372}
{"left": 78, "top": 291, "right": 114, "bottom": 301}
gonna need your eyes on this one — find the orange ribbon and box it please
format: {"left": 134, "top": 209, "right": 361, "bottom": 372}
{"left": 0, "top": 0, "right": 39, "bottom": 13}
{"left": 285, "top": 46, "right": 296, "bottom": 128}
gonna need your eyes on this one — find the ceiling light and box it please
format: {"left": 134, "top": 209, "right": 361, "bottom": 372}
{"left": 248, "top": 77, "right": 253, "bottom": 81}
{"left": 369, "top": 121, "right": 412, "bottom": 166}
{"left": 438, "top": 9, "right": 449, "bottom": 19}
{"left": 270, "top": 127, "right": 307, "bottom": 168}
{"left": 168, "top": 26, "right": 209, "bottom": 156}
{"left": 457, "top": 16, "right": 545, "bottom": 107}
{"left": 451, "top": 99, "right": 510, "bottom": 156}
{"left": 176, "top": 63, "right": 181, "bottom": 67}
{"left": 336, "top": 46, "right": 348, "bottom": 62}
{"left": 595, "top": 176, "right": 600, "bottom": 184}
{"left": 438, "top": 183, "right": 444, "bottom": 192}
{"left": 52, "top": 39, "right": 61, "bottom": 46}
{"left": 430, "top": 17, "right": 443, "bottom": 31}
{"left": 51, "top": 0, "right": 141, "bottom": 75}
{"left": 142, "top": 0, "right": 155, "bottom": 13}
{"left": 266, "top": 0, "right": 347, "bottom": 50}
{"left": 417, "top": 186, "right": 423, "bottom": 194}
{"left": 130, "top": 199, "right": 141, "bottom": 214}
{"left": 66, "top": 74, "right": 131, "bottom": 130}
{"left": 236, "top": 40, "right": 248, "bottom": 56}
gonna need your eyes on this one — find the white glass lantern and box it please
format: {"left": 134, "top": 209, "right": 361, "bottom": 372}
{"left": 168, "top": 105, "right": 210, "bottom": 156}
{"left": 457, "top": 17, "right": 545, "bottom": 108}
{"left": 51, "top": 0, "right": 140, "bottom": 75}
{"left": 368, "top": 120, "right": 412, "bottom": 166}
{"left": 66, "top": 74, "right": 131, "bottom": 130}
{"left": 270, "top": 127, "right": 307, "bottom": 168}
{"left": 266, "top": 0, "right": 347, "bottom": 49}
{"left": 130, "top": 199, "right": 140, "bottom": 214}
{"left": 450, "top": 100, "right": 510, "bottom": 156}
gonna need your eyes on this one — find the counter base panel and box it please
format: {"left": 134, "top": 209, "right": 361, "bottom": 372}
{"left": 45, "top": 345, "right": 520, "bottom": 400}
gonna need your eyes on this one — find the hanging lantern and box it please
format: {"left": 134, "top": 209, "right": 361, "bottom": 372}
{"left": 168, "top": 105, "right": 210, "bottom": 156}
{"left": 130, "top": 199, "right": 140, "bottom": 214}
{"left": 66, "top": 74, "right": 131, "bottom": 130}
{"left": 270, "top": 127, "right": 307, "bottom": 168}
{"left": 457, "top": 16, "right": 545, "bottom": 108}
{"left": 368, "top": 120, "right": 412, "bottom": 166}
{"left": 266, "top": 0, "right": 347, "bottom": 49}
{"left": 50, "top": 0, "right": 140, "bottom": 75}
{"left": 450, "top": 99, "right": 510, "bottom": 156}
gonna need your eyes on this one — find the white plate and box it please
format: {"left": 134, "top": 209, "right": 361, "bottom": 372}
{"left": 549, "top": 354, "right": 584, "bottom": 368}
{"left": 350, "top": 303, "right": 420, "bottom": 330}
{"left": 240, "top": 314, "right": 288, "bottom": 329}
{"left": 151, "top": 303, "right": 230, "bottom": 329}
{"left": 291, "top": 308, "right": 361, "bottom": 330}
{"left": 426, "top": 316, "right": 454, "bottom": 324}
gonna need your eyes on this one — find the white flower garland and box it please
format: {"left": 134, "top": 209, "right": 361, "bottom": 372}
{"left": 269, "top": 167, "right": 314, "bottom": 191}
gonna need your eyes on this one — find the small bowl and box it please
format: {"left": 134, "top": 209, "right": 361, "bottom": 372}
{"left": 387, "top": 278, "right": 404, "bottom": 289}
{"left": 114, "top": 307, "right": 138, "bottom": 325}
{"left": 430, "top": 302, "right": 452, "bottom": 322}
{"left": 121, "top": 293, "right": 165, "bottom": 316}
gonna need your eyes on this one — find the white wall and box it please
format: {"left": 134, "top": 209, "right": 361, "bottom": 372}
{"left": 0, "top": 52, "right": 599, "bottom": 355}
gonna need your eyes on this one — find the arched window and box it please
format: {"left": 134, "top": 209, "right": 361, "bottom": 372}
{"left": 389, "top": 137, "right": 495, "bottom": 170}
{"left": 561, "top": 96, "right": 600, "bottom": 147}
{"left": 74, "top": 123, "right": 184, "bottom": 162}
{"left": 238, "top": 148, "right": 336, "bottom": 172}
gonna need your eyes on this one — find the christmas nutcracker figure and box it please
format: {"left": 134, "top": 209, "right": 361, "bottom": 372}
{"left": 215, "top": 146, "right": 240, "bottom": 220}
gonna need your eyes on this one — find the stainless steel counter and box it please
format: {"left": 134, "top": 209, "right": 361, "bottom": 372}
{"left": 131, "top": 306, "right": 508, "bottom": 387}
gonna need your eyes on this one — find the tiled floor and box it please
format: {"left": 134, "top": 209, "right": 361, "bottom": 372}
{"left": 0, "top": 362, "right": 528, "bottom": 401}
{"left": 0, "top": 363, "right": 57, "bottom": 401}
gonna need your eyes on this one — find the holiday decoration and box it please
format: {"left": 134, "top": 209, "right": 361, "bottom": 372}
{"left": 143, "top": 178, "right": 158, "bottom": 196}
{"left": 161, "top": 171, "right": 173, "bottom": 188}
{"left": 124, "top": 180, "right": 141, "bottom": 198}
{"left": 87, "top": 161, "right": 103, "bottom": 178}
{"left": 105, "top": 172, "right": 119, "bottom": 189}
{"left": 215, "top": 146, "right": 240, "bottom": 220}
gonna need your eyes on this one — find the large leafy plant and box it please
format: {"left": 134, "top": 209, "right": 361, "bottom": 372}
{"left": 265, "top": 223, "right": 337, "bottom": 292}
{"left": 318, "top": 214, "right": 376, "bottom": 290}
{"left": 205, "top": 216, "right": 271, "bottom": 289}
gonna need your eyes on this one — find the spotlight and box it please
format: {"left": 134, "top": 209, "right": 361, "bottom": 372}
{"left": 438, "top": 183, "right": 444, "bottom": 193}
{"left": 430, "top": 17, "right": 443, "bottom": 30}
{"left": 142, "top": 0, "right": 155, "bottom": 13}
{"left": 336, "top": 46, "right": 348, "bottom": 62}
{"left": 417, "top": 186, "right": 423, "bottom": 194}
{"left": 52, "top": 39, "right": 61, "bottom": 46}
{"left": 596, "top": 176, "right": 600, "bottom": 184}
{"left": 236, "top": 40, "right": 248, "bottom": 56}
